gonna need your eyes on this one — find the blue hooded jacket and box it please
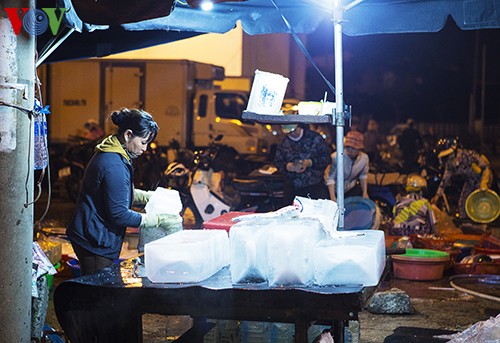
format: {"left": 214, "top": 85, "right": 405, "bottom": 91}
{"left": 66, "top": 135, "right": 142, "bottom": 259}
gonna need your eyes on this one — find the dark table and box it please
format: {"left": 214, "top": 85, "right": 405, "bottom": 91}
{"left": 54, "top": 259, "right": 376, "bottom": 343}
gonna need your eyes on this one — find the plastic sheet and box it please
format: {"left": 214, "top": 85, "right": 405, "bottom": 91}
{"left": 434, "top": 313, "right": 500, "bottom": 342}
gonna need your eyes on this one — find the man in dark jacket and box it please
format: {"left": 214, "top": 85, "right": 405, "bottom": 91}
{"left": 274, "top": 124, "right": 331, "bottom": 205}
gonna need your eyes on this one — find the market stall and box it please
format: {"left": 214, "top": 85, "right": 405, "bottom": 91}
{"left": 54, "top": 259, "right": 377, "bottom": 343}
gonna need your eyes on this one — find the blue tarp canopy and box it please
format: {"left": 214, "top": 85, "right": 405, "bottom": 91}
{"left": 37, "top": 0, "right": 500, "bottom": 62}
{"left": 342, "top": 0, "right": 500, "bottom": 35}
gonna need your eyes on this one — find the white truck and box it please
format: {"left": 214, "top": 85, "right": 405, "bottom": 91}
{"left": 42, "top": 59, "right": 278, "bottom": 154}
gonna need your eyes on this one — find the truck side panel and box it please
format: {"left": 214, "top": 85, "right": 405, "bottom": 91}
{"left": 46, "top": 61, "right": 101, "bottom": 142}
{"left": 145, "top": 61, "right": 190, "bottom": 146}
{"left": 102, "top": 62, "right": 145, "bottom": 134}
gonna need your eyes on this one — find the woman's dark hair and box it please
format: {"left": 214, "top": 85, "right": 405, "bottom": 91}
{"left": 111, "top": 108, "right": 158, "bottom": 142}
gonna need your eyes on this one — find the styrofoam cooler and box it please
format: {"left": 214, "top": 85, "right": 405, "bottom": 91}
{"left": 246, "top": 70, "right": 289, "bottom": 115}
{"left": 267, "top": 218, "right": 325, "bottom": 287}
{"left": 145, "top": 230, "right": 229, "bottom": 283}
{"left": 313, "top": 230, "right": 386, "bottom": 286}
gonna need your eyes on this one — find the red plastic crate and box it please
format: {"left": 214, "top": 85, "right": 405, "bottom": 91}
{"left": 202, "top": 211, "right": 254, "bottom": 232}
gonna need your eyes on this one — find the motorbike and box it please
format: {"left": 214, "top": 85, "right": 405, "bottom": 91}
{"left": 160, "top": 136, "right": 284, "bottom": 228}
{"left": 160, "top": 137, "right": 236, "bottom": 228}
{"left": 133, "top": 141, "right": 171, "bottom": 191}
{"left": 57, "top": 136, "right": 100, "bottom": 202}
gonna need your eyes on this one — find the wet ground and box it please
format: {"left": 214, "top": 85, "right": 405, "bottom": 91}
{"left": 36, "top": 171, "right": 500, "bottom": 343}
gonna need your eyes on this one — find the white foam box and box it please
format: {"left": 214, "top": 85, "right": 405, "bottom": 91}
{"left": 313, "top": 230, "right": 386, "bottom": 287}
{"left": 229, "top": 222, "right": 270, "bottom": 284}
{"left": 267, "top": 218, "right": 325, "bottom": 287}
{"left": 145, "top": 229, "right": 229, "bottom": 283}
{"left": 246, "top": 69, "right": 289, "bottom": 115}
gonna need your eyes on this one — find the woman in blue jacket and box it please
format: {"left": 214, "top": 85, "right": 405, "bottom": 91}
{"left": 67, "top": 108, "right": 182, "bottom": 276}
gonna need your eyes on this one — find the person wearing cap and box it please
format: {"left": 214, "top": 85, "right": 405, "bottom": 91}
{"left": 431, "top": 138, "right": 492, "bottom": 219}
{"left": 390, "top": 174, "right": 436, "bottom": 236}
{"left": 325, "top": 130, "right": 369, "bottom": 202}
{"left": 274, "top": 123, "right": 331, "bottom": 205}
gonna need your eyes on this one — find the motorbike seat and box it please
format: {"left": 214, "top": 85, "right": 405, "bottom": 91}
{"left": 232, "top": 178, "right": 265, "bottom": 192}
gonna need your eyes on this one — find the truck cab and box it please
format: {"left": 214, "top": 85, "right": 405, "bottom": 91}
{"left": 192, "top": 87, "right": 279, "bottom": 155}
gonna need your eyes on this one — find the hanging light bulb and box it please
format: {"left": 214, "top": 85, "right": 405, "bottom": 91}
{"left": 200, "top": 1, "right": 214, "bottom": 11}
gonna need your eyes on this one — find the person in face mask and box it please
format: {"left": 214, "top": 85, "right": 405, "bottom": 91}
{"left": 66, "top": 108, "right": 182, "bottom": 276}
{"left": 274, "top": 123, "right": 331, "bottom": 205}
{"left": 325, "top": 130, "right": 370, "bottom": 202}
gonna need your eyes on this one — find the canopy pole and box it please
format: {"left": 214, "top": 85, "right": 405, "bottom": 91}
{"left": 333, "top": 2, "right": 345, "bottom": 229}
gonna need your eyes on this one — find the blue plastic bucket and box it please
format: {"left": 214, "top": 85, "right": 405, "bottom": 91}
{"left": 343, "top": 196, "right": 377, "bottom": 230}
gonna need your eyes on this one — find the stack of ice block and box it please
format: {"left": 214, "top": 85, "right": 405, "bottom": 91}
{"left": 229, "top": 217, "right": 325, "bottom": 287}
{"left": 313, "top": 230, "right": 386, "bottom": 286}
{"left": 145, "top": 230, "right": 229, "bottom": 283}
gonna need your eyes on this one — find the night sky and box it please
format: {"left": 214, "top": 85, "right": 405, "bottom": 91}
{"left": 305, "top": 18, "right": 500, "bottom": 125}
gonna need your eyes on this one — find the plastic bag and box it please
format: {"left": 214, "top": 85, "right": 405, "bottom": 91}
{"left": 434, "top": 313, "right": 500, "bottom": 342}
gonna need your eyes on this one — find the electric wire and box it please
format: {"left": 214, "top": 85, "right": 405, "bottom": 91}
{"left": 33, "top": 67, "right": 53, "bottom": 225}
{"left": 269, "top": 0, "right": 337, "bottom": 100}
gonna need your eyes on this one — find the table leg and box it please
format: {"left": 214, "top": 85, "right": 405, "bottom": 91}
{"left": 332, "top": 320, "right": 346, "bottom": 343}
{"left": 294, "top": 320, "right": 309, "bottom": 343}
{"left": 174, "top": 317, "right": 214, "bottom": 343}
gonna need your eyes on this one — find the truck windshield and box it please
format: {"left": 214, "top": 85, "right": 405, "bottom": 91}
{"left": 215, "top": 92, "right": 253, "bottom": 125}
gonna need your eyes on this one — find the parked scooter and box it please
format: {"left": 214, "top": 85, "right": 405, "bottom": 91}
{"left": 160, "top": 136, "right": 237, "bottom": 228}
{"left": 161, "top": 136, "right": 284, "bottom": 228}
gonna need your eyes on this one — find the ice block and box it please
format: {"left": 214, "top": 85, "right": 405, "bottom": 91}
{"left": 145, "top": 230, "right": 229, "bottom": 283}
{"left": 229, "top": 221, "right": 270, "bottom": 284}
{"left": 267, "top": 218, "right": 325, "bottom": 287}
{"left": 313, "top": 230, "right": 386, "bottom": 287}
{"left": 144, "top": 187, "right": 182, "bottom": 215}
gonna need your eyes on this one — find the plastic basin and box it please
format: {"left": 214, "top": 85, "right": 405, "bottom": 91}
{"left": 66, "top": 258, "right": 125, "bottom": 278}
{"left": 465, "top": 189, "right": 500, "bottom": 223}
{"left": 392, "top": 248, "right": 450, "bottom": 281}
{"left": 66, "top": 259, "right": 81, "bottom": 278}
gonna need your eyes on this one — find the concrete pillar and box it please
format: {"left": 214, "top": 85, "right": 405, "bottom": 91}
{"left": 0, "top": 1, "right": 35, "bottom": 341}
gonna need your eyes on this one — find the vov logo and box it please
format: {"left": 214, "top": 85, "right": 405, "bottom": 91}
{"left": 4, "top": 8, "right": 67, "bottom": 36}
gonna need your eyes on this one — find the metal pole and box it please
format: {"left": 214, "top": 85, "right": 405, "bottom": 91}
{"left": 480, "top": 44, "right": 486, "bottom": 149}
{"left": 333, "top": 2, "right": 345, "bottom": 229}
{"left": 0, "top": 1, "right": 35, "bottom": 341}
